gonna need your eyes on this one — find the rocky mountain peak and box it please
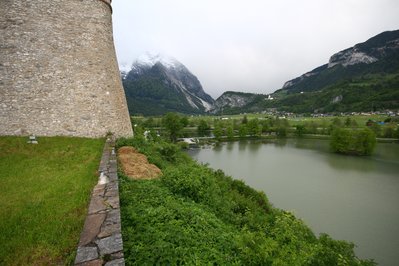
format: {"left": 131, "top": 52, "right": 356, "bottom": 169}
{"left": 121, "top": 52, "right": 214, "bottom": 115}
{"left": 132, "top": 52, "right": 181, "bottom": 70}
{"left": 281, "top": 30, "right": 399, "bottom": 91}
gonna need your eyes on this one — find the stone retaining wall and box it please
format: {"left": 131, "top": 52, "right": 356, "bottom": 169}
{"left": 75, "top": 138, "right": 124, "bottom": 266}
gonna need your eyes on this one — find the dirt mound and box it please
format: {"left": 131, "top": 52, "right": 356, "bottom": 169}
{"left": 118, "top": 146, "right": 162, "bottom": 180}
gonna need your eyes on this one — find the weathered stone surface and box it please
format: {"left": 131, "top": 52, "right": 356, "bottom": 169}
{"left": 105, "top": 258, "right": 125, "bottom": 266}
{"left": 79, "top": 213, "right": 107, "bottom": 246}
{"left": 75, "top": 247, "right": 98, "bottom": 264}
{"left": 92, "top": 184, "right": 106, "bottom": 197}
{"left": 77, "top": 259, "right": 104, "bottom": 266}
{"left": 105, "top": 182, "right": 118, "bottom": 197}
{"left": 109, "top": 252, "right": 124, "bottom": 260}
{"left": 96, "top": 233, "right": 123, "bottom": 255}
{"left": 98, "top": 223, "right": 120, "bottom": 239}
{"left": 105, "top": 190, "right": 118, "bottom": 198}
{"left": 109, "top": 160, "right": 117, "bottom": 173}
{"left": 88, "top": 196, "right": 107, "bottom": 214}
{"left": 107, "top": 196, "right": 120, "bottom": 209}
{"left": 98, "top": 210, "right": 121, "bottom": 238}
{"left": 108, "top": 172, "right": 118, "bottom": 182}
{"left": 0, "top": 0, "right": 133, "bottom": 138}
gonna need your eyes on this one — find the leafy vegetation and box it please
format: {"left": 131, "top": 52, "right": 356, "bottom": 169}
{"left": 117, "top": 137, "right": 376, "bottom": 265}
{"left": 267, "top": 73, "right": 399, "bottom": 113}
{"left": 213, "top": 73, "right": 399, "bottom": 115}
{"left": 162, "top": 112, "right": 185, "bottom": 142}
{"left": 0, "top": 137, "right": 104, "bottom": 265}
{"left": 330, "top": 128, "right": 377, "bottom": 155}
{"left": 131, "top": 113, "right": 399, "bottom": 143}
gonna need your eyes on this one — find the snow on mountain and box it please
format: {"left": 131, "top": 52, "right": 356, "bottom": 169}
{"left": 121, "top": 52, "right": 215, "bottom": 115}
{"left": 131, "top": 52, "right": 181, "bottom": 71}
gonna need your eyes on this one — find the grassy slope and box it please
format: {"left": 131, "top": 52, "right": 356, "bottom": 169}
{"left": 0, "top": 137, "right": 104, "bottom": 265}
{"left": 263, "top": 73, "right": 399, "bottom": 113}
{"left": 118, "top": 138, "right": 376, "bottom": 265}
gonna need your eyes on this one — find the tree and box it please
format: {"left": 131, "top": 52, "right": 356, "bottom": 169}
{"left": 180, "top": 116, "right": 189, "bottom": 127}
{"left": 369, "top": 123, "right": 382, "bottom": 137}
{"left": 276, "top": 125, "right": 287, "bottom": 138}
{"left": 261, "top": 119, "right": 271, "bottom": 134}
{"left": 344, "top": 117, "right": 352, "bottom": 127}
{"left": 226, "top": 123, "right": 235, "bottom": 140}
{"left": 331, "top": 117, "right": 342, "bottom": 128}
{"left": 330, "top": 128, "right": 376, "bottom": 156}
{"left": 143, "top": 117, "right": 155, "bottom": 128}
{"left": 162, "top": 112, "right": 183, "bottom": 142}
{"left": 242, "top": 115, "right": 248, "bottom": 124}
{"left": 197, "top": 119, "right": 210, "bottom": 137}
{"left": 247, "top": 119, "right": 261, "bottom": 136}
{"left": 213, "top": 122, "right": 223, "bottom": 141}
{"left": 295, "top": 125, "right": 306, "bottom": 137}
{"left": 238, "top": 124, "right": 247, "bottom": 138}
{"left": 344, "top": 117, "right": 358, "bottom": 128}
{"left": 383, "top": 124, "right": 396, "bottom": 138}
{"left": 305, "top": 121, "right": 318, "bottom": 134}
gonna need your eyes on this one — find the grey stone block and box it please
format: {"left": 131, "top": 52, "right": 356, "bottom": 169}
{"left": 79, "top": 213, "right": 106, "bottom": 246}
{"left": 88, "top": 196, "right": 107, "bottom": 214}
{"left": 105, "top": 258, "right": 125, "bottom": 266}
{"left": 107, "top": 196, "right": 120, "bottom": 209}
{"left": 75, "top": 247, "right": 98, "bottom": 264}
{"left": 98, "top": 210, "right": 121, "bottom": 238}
{"left": 96, "top": 233, "right": 123, "bottom": 255}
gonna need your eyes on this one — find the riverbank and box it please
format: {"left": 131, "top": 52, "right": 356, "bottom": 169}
{"left": 194, "top": 133, "right": 398, "bottom": 146}
{"left": 117, "top": 137, "right": 375, "bottom": 265}
{"left": 188, "top": 139, "right": 399, "bottom": 265}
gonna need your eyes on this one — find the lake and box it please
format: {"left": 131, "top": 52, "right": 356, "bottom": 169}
{"left": 187, "top": 139, "right": 399, "bottom": 266}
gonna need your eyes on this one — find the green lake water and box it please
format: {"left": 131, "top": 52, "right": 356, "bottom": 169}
{"left": 188, "top": 139, "right": 399, "bottom": 266}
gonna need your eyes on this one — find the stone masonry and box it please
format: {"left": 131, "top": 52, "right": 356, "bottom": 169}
{"left": 75, "top": 137, "right": 125, "bottom": 266}
{"left": 0, "top": 0, "right": 133, "bottom": 138}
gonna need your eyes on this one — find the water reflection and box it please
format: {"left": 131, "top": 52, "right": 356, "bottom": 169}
{"left": 274, "top": 139, "right": 287, "bottom": 148}
{"left": 226, "top": 142, "right": 234, "bottom": 150}
{"left": 238, "top": 140, "right": 248, "bottom": 151}
{"left": 325, "top": 153, "right": 376, "bottom": 172}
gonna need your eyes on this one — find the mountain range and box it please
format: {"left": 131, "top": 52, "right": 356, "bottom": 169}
{"left": 212, "top": 30, "right": 399, "bottom": 114}
{"left": 121, "top": 30, "right": 399, "bottom": 115}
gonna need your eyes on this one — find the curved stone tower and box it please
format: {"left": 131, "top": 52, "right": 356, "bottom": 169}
{"left": 0, "top": 0, "right": 133, "bottom": 137}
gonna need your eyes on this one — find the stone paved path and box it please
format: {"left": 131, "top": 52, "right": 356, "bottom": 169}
{"left": 75, "top": 138, "right": 124, "bottom": 266}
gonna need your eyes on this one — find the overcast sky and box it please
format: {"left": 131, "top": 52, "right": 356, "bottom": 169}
{"left": 112, "top": 0, "right": 399, "bottom": 99}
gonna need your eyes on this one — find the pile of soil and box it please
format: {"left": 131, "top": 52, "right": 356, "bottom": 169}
{"left": 118, "top": 146, "right": 162, "bottom": 180}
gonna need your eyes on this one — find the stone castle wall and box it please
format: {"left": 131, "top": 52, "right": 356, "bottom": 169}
{"left": 0, "top": 0, "right": 133, "bottom": 137}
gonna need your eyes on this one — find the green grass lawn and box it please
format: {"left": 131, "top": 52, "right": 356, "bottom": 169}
{"left": 0, "top": 136, "right": 104, "bottom": 265}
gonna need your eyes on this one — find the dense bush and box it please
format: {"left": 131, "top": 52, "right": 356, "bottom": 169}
{"left": 330, "top": 128, "right": 376, "bottom": 155}
{"left": 119, "top": 138, "right": 376, "bottom": 265}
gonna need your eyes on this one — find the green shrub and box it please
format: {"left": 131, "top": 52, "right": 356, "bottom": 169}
{"left": 330, "top": 128, "right": 376, "bottom": 155}
{"left": 157, "top": 142, "right": 180, "bottom": 162}
{"left": 177, "top": 141, "right": 189, "bottom": 149}
{"left": 119, "top": 139, "right": 375, "bottom": 265}
{"left": 161, "top": 163, "right": 219, "bottom": 204}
